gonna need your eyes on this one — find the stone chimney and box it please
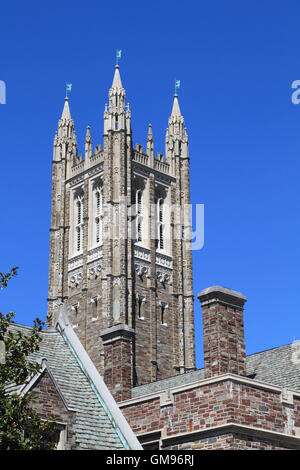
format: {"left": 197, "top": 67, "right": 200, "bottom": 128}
{"left": 100, "top": 324, "right": 134, "bottom": 402}
{"left": 197, "top": 286, "right": 247, "bottom": 378}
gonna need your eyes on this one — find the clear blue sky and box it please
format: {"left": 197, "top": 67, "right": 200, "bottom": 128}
{"left": 0, "top": 0, "right": 299, "bottom": 369}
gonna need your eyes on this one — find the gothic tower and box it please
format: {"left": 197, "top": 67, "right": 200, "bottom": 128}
{"left": 47, "top": 64, "right": 195, "bottom": 401}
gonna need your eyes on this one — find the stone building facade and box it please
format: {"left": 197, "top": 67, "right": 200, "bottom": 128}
{"left": 47, "top": 65, "right": 195, "bottom": 401}
{"left": 44, "top": 63, "right": 300, "bottom": 450}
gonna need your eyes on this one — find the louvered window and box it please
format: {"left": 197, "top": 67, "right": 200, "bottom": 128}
{"left": 137, "top": 217, "right": 142, "bottom": 242}
{"left": 135, "top": 189, "right": 143, "bottom": 243}
{"left": 94, "top": 187, "right": 103, "bottom": 245}
{"left": 75, "top": 198, "right": 83, "bottom": 252}
{"left": 159, "top": 224, "right": 164, "bottom": 250}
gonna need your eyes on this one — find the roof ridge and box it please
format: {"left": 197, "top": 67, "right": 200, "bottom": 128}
{"left": 246, "top": 343, "right": 293, "bottom": 357}
{"left": 9, "top": 322, "right": 58, "bottom": 335}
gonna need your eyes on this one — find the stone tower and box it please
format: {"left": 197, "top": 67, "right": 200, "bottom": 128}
{"left": 47, "top": 64, "right": 195, "bottom": 401}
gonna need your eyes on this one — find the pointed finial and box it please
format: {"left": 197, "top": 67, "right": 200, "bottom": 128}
{"left": 61, "top": 96, "right": 72, "bottom": 120}
{"left": 147, "top": 123, "right": 153, "bottom": 138}
{"left": 171, "top": 93, "right": 182, "bottom": 117}
{"left": 85, "top": 125, "right": 91, "bottom": 140}
{"left": 85, "top": 126, "right": 92, "bottom": 158}
{"left": 146, "top": 124, "right": 154, "bottom": 158}
{"left": 112, "top": 64, "right": 123, "bottom": 89}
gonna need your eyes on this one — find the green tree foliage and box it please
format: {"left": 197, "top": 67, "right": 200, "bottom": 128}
{"left": 0, "top": 267, "right": 57, "bottom": 450}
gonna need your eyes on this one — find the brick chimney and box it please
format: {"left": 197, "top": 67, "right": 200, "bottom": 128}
{"left": 197, "top": 286, "right": 247, "bottom": 378}
{"left": 100, "top": 324, "right": 134, "bottom": 402}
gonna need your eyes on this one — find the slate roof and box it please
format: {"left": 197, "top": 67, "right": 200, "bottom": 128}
{"left": 132, "top": 342, "right": 300, "bottom": 398}
{"left": 246, "top": 342, "right": 300, "bottom": 391}
{"left": 7, "top": 322, "right": 137, "bottom": 450}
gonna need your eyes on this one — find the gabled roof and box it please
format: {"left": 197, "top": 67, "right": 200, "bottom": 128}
{"left": 7, "top": 312, "right": 142, "bottom": 450}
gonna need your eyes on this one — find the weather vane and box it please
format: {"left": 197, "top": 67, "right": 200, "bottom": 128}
{"left": 116, "top": 49, "right": 122, "bottom": 65}
{"left": 175, "top": 79, "right": 181, "bottom": 94}
{"left": 66, "top": 83, "right": 72, "bottom": 97}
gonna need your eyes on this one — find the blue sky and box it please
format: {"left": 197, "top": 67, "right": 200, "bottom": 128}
{"left": 0, "top": 0, "right": 300, "bottom": 369}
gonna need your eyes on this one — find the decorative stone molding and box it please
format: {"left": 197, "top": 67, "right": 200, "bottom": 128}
{"left": 68, "top": 269, "right": 83, "bottom": 288}
{"left": 134, "top": 246, "right": 150, "bottom": 262}
{"left": 157, "top": 300, "right": 168, "bottom": 308}
{"left": 87, "top": 261, "right": 102, "bottom": 280}
{"left": 137, "top": 294, "right": 146, "bottom": 302}
{"left": 198, "top": 286, "right": 247, "bottom": 310}
{"left": 71, "top": 303, "right": 79, "bottom": 314}
{"left": 87, "top": 246, "right": 103, "bottom": 263}
{"left": 156, "top": 269, "right": 172, "bottom": 285}
{"left": 68, "top": 254, "right": 83, "bottom": 272}
{"left": 132, "top": 164, "right": 175, "bottom": 185}
{"left": 135, "top": 262, "right": 150, "bottom": 278}
{"left": 100, "top": 323, "right": 135, "bottom": 345}
{"left": 90, "top": 295, "right": 100, "bottom": 304}
{"left": 113, "top": 277, "right": 121, "bottom": 287}
{"left": 68, "top": 174, "right": 84, "bottom": 187}
{"left": 156, "top": 253, "right": 173, "bottom": 269}
{"left": 68, "top": 162, "right": 104, "bottom": 186}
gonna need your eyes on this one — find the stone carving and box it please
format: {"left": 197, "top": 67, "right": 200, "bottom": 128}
{"left": 156, "top": 269, "right": 172, "bottom": 285}
{"left": 134, "top": 246, "right": 151, "bottom": 262}
{"left": 68, "top": 254, "right": 83, "bottom": 271}
{"left": 87, "top": 259, "right": 102, "bottom": 280}
{"left": 68, "top": 268, "right": 83, "bottom": 288}
{"left": 87, "top": 246, "right": 103, "bottom": 263}
{"left": 156, "top": 253, "right": 173, "bottom": 269}
{"left": 135, "top": 262, "right": 150, "bottom": 278}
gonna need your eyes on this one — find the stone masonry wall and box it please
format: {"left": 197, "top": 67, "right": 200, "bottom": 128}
{"left": 166, "top": 432, "right": 297, "bottom": 450}
{"left": 29, "top": 371, "right": 77, "bottom": 450}
{"left": 120, "top": 378, "right": 300, "bottom": 449}
{"left": 102, "top": 336, "right": 132, "bottom": 401}
{"left": 134, "top": 274, "right": 176, "bottom": 386}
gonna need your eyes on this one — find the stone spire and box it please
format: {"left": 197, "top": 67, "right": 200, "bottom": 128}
{"left": 61, "top": 96, "right": 72, "bottom": 120}
{"left": 168, "top": 93, "right": 185, "bottom": 138}
{"left": 104, "top": 65, "right": 129, "bottom": 133}
{"left": 58, "top": 97, "right": 75, "bottom": 138}
{"left": 55, "top": 96, "right": 77, "bottom": 162}
{"left": 166, "top": 93, "right": 188, "bottom": 168}
{"left": 112, "top": 64, "right": 123, "bottom": 89}
{"left": 171, "top": 93, "right": 182, "bottom": 117}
